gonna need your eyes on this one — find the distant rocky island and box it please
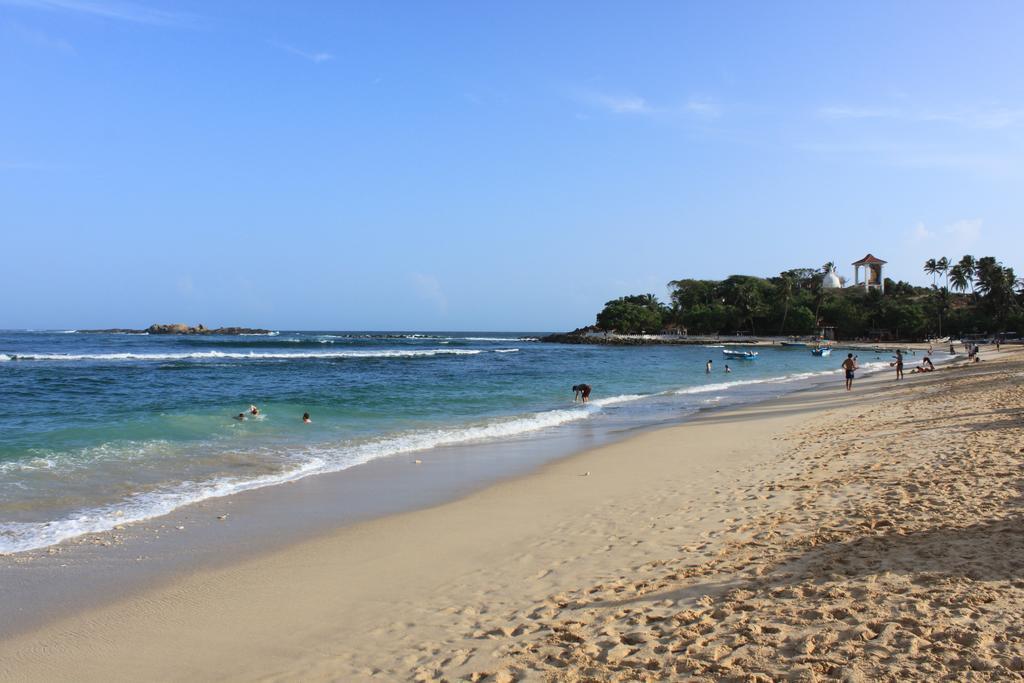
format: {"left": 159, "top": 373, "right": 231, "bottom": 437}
{"left": 81, "top": 323, "right": 273, "bottom": 335}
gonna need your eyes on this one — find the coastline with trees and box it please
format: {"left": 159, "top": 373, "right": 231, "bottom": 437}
{"left": 544, "top": 255, "right": 1023, "bottom": 344}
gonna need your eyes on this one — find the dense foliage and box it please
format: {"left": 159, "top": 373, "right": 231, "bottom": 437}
{"left": 593, "top": 256, "right": 1023, "bottom": 340}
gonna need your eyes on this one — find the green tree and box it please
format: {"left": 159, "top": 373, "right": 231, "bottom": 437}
{"left": 775, "top": 271, "right": 797, "bottom": 334}
{"left": 923, "top": 258, "right": 939, "bottom": 287}
{"left": 936, "top": 256, "right": 950, "bottom": 290}
{"left": 596, "top": 294, "right": 667, "bottom": 334}
{"left": 949, "top": 264, "right": 969, "bottom": 293}
{"left": 958, "top": 255, "right": 977, "bottom": 294}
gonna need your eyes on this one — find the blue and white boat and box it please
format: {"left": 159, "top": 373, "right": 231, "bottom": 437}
{"left": 811, "top": 347, "right": 832, "bottom": 357}
{"left": 723, "top": 349, "right": 759, "bottom": 359}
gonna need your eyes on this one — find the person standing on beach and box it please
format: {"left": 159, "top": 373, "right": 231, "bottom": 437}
{"left": 706, "top": 360, "right": 712, "bottom": 374}
{"left": 894, "top": 350, "right": 904, "bottom": 380}
{"left": 841, "top": 353, "right": 857, "bottom": 391}
{"left": 572, "top": 384, "right": 591, "bottom": 403}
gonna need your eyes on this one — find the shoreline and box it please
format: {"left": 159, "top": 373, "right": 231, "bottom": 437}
{"left": 0, "top": 348, "right": 874, "bottom": 638}
{"left": 1, "top": 347, "right": 1017, "bottom": 680}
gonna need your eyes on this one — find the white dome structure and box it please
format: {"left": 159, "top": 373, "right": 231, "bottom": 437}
{"left": 822, "top": 267, "right": 843, "bottom": 289}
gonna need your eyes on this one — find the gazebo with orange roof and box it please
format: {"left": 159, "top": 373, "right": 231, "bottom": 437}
{"left": 852, "top": 254, "right": 887, "bottom": 293}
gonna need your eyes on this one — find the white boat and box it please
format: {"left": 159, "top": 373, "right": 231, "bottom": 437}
{"left": 723, "top": 349, "right": 759, "bottom": 359}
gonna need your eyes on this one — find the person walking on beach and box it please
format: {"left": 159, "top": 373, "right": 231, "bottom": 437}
{"left": 706, "top": 359, "right": 713, "bottom": 374}
{"left": 841, "top": 353, "right": 857, "bottom": 391}
{"left": 894, "top": 350, "right": 904, "bottom": 380}
{"left": 572, "top": 384, "right": 592, "bottom": 403}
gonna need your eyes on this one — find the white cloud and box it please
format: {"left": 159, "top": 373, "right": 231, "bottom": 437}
{"left": 410, "top": 273, "right": 447, "bottom": 314}
{"left": 684, "top": 96, "right": 720, "bottom": 118}
{"left": 269, "top": 40, "right": 333, "bottom": 64}
{"left": 799, "top": 140, "right": 1018, "bottom": 177}
{"left": 576, "top": 89, "right": 721, "bottom": 119}
{"left": 2, "top": 20, "right": 75, "bottom": 53}
{"left": 584, "top": 91, "right": 652, "bottom": 115}
{"left": 909, "top": 222, "right": 934, "bottom": 242}
{"left": 0, "top": 0, "right": 194, "bottom": 26}
{"left": 818, "top": 105, "right": 900, "bottom": 120}
{"left": 946, "top": 218, "right": 982, "bottom": 245}
{"left": 817, "top": 103, "right": 1024, "bottom": 130}
{"left": 907, "top": 219, "right": 981, "bottom": 251}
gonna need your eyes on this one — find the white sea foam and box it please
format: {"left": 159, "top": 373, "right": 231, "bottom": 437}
{"left": 671, "top": 369, "right": 839, "bottom": 395}
{"left": 456, "top": 337, "right": 539, "bottom": 342}
{"left": 0, "top": 392, "right": 639, "bottom": 554}
{"left": 1, "top": 348, "right": 520, "bottom": 362}
{"left": 0, "top": 355, "right": 930, "bottom": 554}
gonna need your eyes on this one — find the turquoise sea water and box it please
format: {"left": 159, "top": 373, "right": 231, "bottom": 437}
{"left": 0, "top": 330, "right": 896, "bottom": 553}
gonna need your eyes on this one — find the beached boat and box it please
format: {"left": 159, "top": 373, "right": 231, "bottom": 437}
{"left": 779, "top": 341, "right": 806, "bottom": 347}
{"left": 723, "top": 349, "right": 758, "bottom": 359}
{"left": 811, "top": 347, "right": 832, "bottom": 357}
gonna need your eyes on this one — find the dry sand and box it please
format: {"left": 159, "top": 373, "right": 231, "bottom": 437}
{"left": 1, "top": 347, "right": 1022, "bottom": 681}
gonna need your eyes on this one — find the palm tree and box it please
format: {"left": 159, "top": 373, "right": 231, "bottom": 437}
{"left": 933, "top": 287, "right": 950, "bottom": 337}
{"left": 975, "top": 257, "right": 1000, "bottom": 296}
{"left": 776, "top": 271, "right": 796, "bottom": 334}
{"left": 923, "top": 258, "right": 939, "bottom": 287}
{"left": 949, "top": 264, "right": 969, "bottom": 293}
{"left": 958, "top": 255, "right": 977, "bottom": 295}
{"left": 821, "top": 261, "right": 835, "bottom": 275}
{"left": 936, "top": 256, "right": 950, "bottom": 290}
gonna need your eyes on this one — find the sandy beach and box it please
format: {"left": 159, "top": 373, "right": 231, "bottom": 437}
{"left": 2, "top": 346, "right": 1022, "bottom": 681}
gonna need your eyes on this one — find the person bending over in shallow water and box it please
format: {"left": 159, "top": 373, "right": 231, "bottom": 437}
{"left": 234, "top": 413, "right": 246, "bottom": 421}
{"left": 572, "top": 384, "right": 592, "bottom": 403}
{"left": 302, "top": 412, "right": 312, "bottom": 424}
{"left": 725, "top": 364, "right": 731, "bottom": 373}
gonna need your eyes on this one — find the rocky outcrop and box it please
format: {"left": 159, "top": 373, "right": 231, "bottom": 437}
{"left": 81, "top": 324, "right": 273, "bottom": 335}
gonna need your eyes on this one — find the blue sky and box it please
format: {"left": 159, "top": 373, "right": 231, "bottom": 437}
{"left": 2, "top": 1, "right": 1022, "bottom": 330}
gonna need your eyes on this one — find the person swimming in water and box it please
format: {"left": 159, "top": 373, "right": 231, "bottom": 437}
{"left": 234, "top": 413, "right": 246, "bottom": 421}
{"left": 249, "top": 405, "right": 260, "bottom": 416}
{"left": 572, "top": 384, "right": 592, "bottom": 402}
{"left": 302, "top": 412, "right": 312, "bottom": 424}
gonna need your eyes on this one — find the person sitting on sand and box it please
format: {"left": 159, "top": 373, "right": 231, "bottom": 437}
{"left": 913, "top": 357, "right": 935, "bottom": 373}
{"left": 841, "top": 353, "right": 857, "bottom": 391}
{"left": 249, "top": 405, "right": 260, "bottom": 416}
{"left": 572, "top": 384, "right": 592, "bottom": 403}
{"left": 234, "top": 413, "right": 246, "bottom": 421}
{"left": 302, "top": 412, "right": 311, "bottom": 424}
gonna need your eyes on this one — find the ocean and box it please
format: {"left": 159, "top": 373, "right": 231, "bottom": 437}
{"left": 0, "top": 330, "right": 902, "bottom": 554}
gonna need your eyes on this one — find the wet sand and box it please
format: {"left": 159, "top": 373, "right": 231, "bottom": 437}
{"left": 1, "top": 346, "right": 1021, "bottom": 681}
